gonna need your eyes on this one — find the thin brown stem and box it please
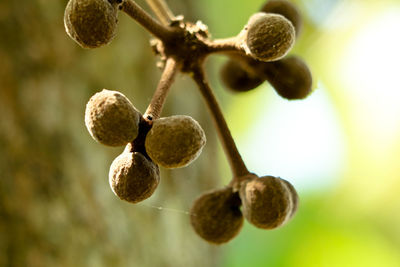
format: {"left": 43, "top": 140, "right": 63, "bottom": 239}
{"left": 146, "top": 0, "right": 175, "bottom": 25}
{"left": 204, "top": 34, "right": 249, "bottom": 56}
{"left": 192, "top": 66, "right": 249, "bottom": 178}
{"left": 144, "top": 57, "right": 179, "bottom": 121}
{"left": 206, "top": 37, "right": 240, "bottom": 53}
{"left": 121, "top": 0, "right": 174, "bottom": 41}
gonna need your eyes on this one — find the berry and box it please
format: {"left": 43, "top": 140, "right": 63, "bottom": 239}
{"left": 85, "top": 89, "right": 141, "bottom": 147}
{"left": 280, "top": 178, "right": 299, "bottom": 219}
{"left": 220, "top": 59, "right": 264, "bottom": 92}
{"left": 109, "top": 149, "right": 160, "bottom": 203}
{"left": 245, "top": 13, "right": 295, "bottom": 62}
{"left": 64, "top": 0, "right": 119, "bottom": 48}
{"left": 260, "top": 0, "right": 302, "bottom": 37}
{"left": 261, "top": 56, "right": 312, "bottom": 99}
{"left": 145, "top": 115, "right": 206, "bottom": 168}
{"left": 239, "top": 176, "right": 294, "bottom": 229}
{"left": 190, "top": 187, "right": 243, "bottom": 244}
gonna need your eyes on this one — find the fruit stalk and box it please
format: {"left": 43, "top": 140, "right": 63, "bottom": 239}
{"left": 121, "top": 0, "right": 174, "bottom": 41}
{"left": 144, "top": 57, "right": 179, "bottom": 121}
{"left": 146, "top": 0, "right": 175, "bottom": 25}
{"left": 206, "top": 37, "right": 241, "bottom": 54}
{"left": 192, "top": 66, "right": 249, "bottom": 178}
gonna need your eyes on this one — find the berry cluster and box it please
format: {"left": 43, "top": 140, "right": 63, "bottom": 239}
{"left": 191, "top": 175, "right": 298, "bottom": 243}
{"left": 64, "top": 0, "right": 312, "bottom": 244}
{"left": 220, "top": 0, "right": 312, "bottom": 99}
{"left": 85, "top": 89, "right": 206, "bottom": 203}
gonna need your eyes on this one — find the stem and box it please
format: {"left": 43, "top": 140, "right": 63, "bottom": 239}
{"left": 146, "top": 0, "right": 175, "bottom": 25}
{"left": 144, "top": 57, "right": 179, "bottom": 121}
{"left": 204, "top": 33, "right": 249, "bottom": 57}
{"left": 121, "top": 0, "right": 174, "bottom": 41}
{"left": 191, "top": 66, "right": 249, "bottom": 178}
{"left": 206, "top": 37, "right": 240, "bottom": 53}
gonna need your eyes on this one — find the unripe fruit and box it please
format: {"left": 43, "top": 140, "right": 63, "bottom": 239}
{"left": 245, "top": 13, "right": 295, "bottom": 62}
{"left": 261, "top": 56, "right": 312, "bottom": 99}
{"left": 261, "top": 0, "right": 302, "bottom": 37}
{"left": 64, "top": 0, "right": 119, "bottom": 48}
{"left": 239, "top": 176, "right": 293, "bottom": 229}
{"left": 85, "top": 89, "right": 141, "bottom": 147}
{"left": 145, "top": 115, "right": 206, "bottom": 168}
{"left": 109, "top": 150, "right": 160, "bottom": 203}
{"left": 190, "top": 187, "right": 243, "bottom": 244}
{"left": 220, "top": 60, "right": 264, "bottom": 92}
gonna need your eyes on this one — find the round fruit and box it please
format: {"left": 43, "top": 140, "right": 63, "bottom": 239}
{"left": 85, "top": 89, "right": 141, "bottom": 147}
{"left": 145, "top": 115, "right": 206, "bottom": 168}
{"left": 245, "top": 13, "right": 295, "bottom": 62}
{"left": 261, "top": 0, "right": 302, "bottom": 37}
{"left": 280, "top": 178, "right": 299, "bottom": 219}
{"left": 64, "top": 0, "right": 119, "bottom": 48}
{"left": 239, "top": 175, "right": 293, "bottom": 229}
{"left": 261, "top": 55, "right": 312, "bottom": 99}
{"left": 109, "top": 150, "right": 160, "bottom": 203}
{"left": 220, "top": 60, "right": 264, "bottom": 92}
{"left": 190, "top": 187, "right": 243, "bottom": 244}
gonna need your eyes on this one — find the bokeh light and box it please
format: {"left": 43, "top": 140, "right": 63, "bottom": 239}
{"left": 1, "top": 0, "right": 400, "bottom": 266}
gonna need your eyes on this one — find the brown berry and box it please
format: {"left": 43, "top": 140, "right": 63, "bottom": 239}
{"left": 85, "top": 89, "right": 141, "bottom": 147}
{"left": 64, "top": 0, "right": 119, "bottom": 48}
{"left": 261, "top": 56, "right": 312, "bottom": 99}
{"left": 145, "top": 115, "right": 206, "bottom": 168}
{"left": 261, "top": 0, "right": 302, "bottom": 37}
{"left": 220, "top": 59, "right": 264, "bottom": 92}
{"left": 190, "top": 187, "right": 243, "bottom": 244}
{"left": 245, "top": 13, "right": 295, "bottom": 62}
{"left": 239, "top": 176, "right": 293, "bottom": 229}
{"left": 280, "top": 178, "right": 299, "bottom": 219}
{"left": 109, "top": 150, "right": 160, "bottom": 203}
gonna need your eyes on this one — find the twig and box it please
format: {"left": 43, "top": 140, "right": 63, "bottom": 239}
{"left": 144, "top": 57, "right": 179, "bottom": 121}
{"left": 146, "top": 0, "right": 175, "bottom": 25}
{"left": 192, "top": 66, "right": 249, "bottom": 178}
{"left": 205, "top": 37, "right": 241, "bottom": 53}
{"left": 204, "top": 31, "right": 250, "bottom": 57}
{"left": 121, "top": 0, "right": 174, "bottom": 41}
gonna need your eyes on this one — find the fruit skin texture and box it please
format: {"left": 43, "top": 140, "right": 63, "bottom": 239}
{"left": 261, "top": 55, "right": 312, "bottom": 99}
{"left": 145, "top": 115, "right": 206, "bottom": 168}
{"left": 261, "top": 0, "right": 302, "bottom": 37}
{"left": 64, "top": 0, "right": 118, "bottom": 48}
{"left": 85, "top": 89, "right": 141, "bottom": 147}
{"left": 220, "top": 60, "right": 264, "bottom": 92}
{"left": 245, "top": 13, "right": 295, "bottom": 62}
{"left": 239, "top": 176, "right": 294, "bottom": 229}
{"left": 280, "top": 178, "right": 299, "bottom": 219}
{"left": 109, "top": 150, "right": 160, "bottom": 203}
{"left": 190, "top": 187, "right": 243, "bottom": 244}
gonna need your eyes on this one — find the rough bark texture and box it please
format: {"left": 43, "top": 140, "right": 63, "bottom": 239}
{"left": 0, "top": 1, "right": 221, "bottom": 266}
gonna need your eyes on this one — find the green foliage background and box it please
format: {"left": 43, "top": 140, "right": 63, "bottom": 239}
{"left": 1, "top": 0, "right": 400, "bottom": 266}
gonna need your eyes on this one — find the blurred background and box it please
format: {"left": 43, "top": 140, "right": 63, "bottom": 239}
{"left": 1, "top": 0, "right": 400, "bottom": 266}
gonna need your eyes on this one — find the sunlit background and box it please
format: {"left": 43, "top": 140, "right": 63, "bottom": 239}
{"left": 1, "top": 0, "right": 400, "bottom": 266}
